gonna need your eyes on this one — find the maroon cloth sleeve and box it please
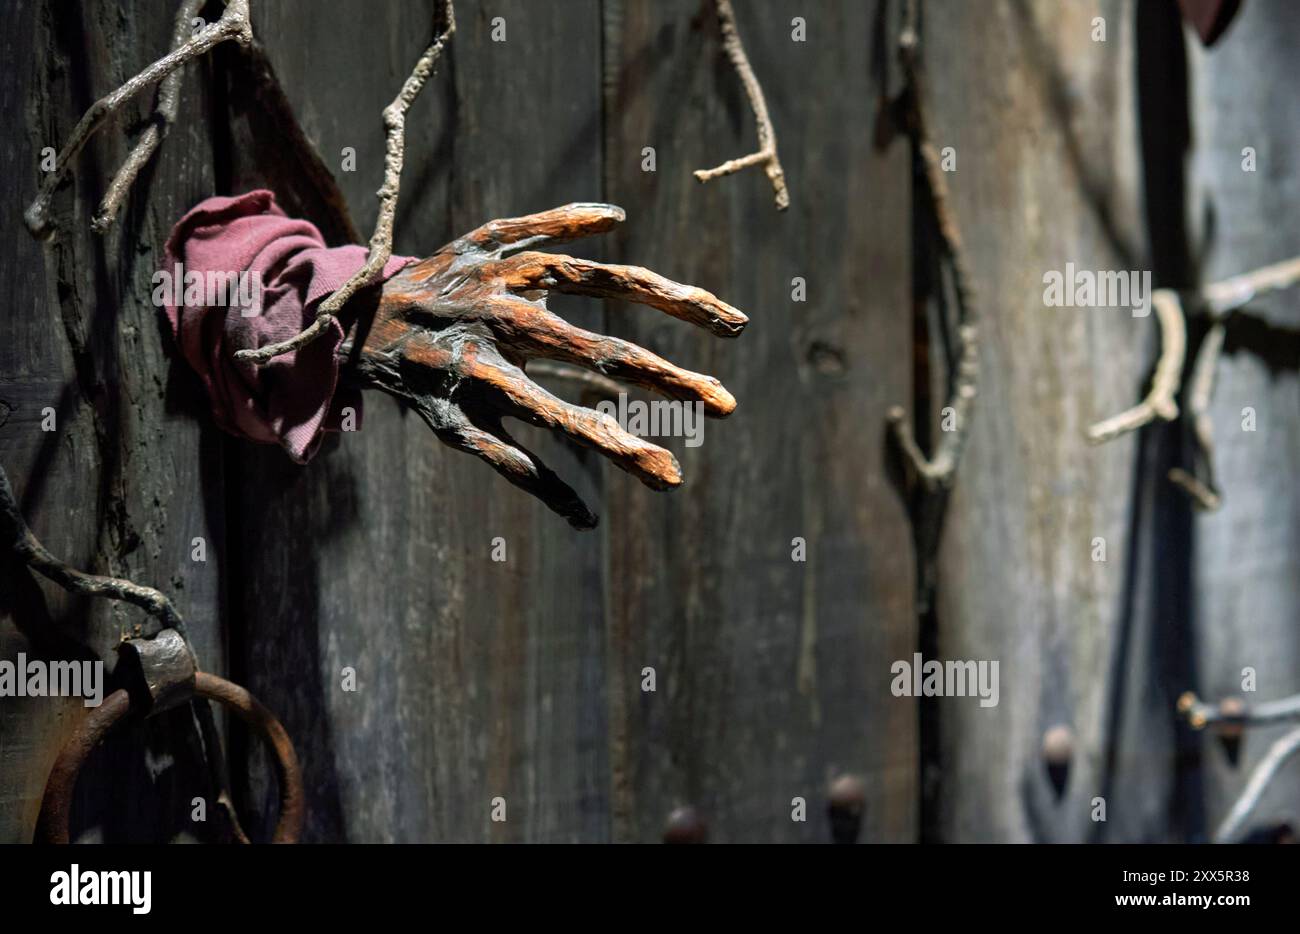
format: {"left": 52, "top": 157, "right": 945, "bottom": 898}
{"left": 160, "top": 190, "right": 415, "bottom": 463}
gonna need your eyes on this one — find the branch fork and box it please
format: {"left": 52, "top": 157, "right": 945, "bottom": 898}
{"left": 1088, "top": 255, "right": 1300, "bottom": 511}
{"left": 693, "top": 0, "right": 789, "bottom": 211}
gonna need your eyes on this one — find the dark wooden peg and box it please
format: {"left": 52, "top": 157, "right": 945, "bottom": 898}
{"left": 827, "top": 774, "right": 866, "bottom": 844}
{"left": 663, "top": 805, "right": 708, "bottom": 844}
{"left": 1042, "top": 724, "right": 1074, "bottom": 799}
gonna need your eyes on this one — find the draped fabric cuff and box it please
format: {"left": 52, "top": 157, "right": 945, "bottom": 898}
{"left": 161, "top": 190, "right": 415, "bottom": 463}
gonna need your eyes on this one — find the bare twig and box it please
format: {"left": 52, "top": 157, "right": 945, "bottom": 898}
{"left": 1179, "top": 691, "right": 1300, "bottom": 731}
{"left": 1090, "top": 254, "right": 1300, "bottom": 510}
{"left": 887, "top": 0, "right": 979, "bottom": 492}
{"left": 887, "top": 324, "right": 977, "bottom": 491}
{"left": 693, "top": 0, "right": 789, "bottom": 211}
{"left": 234, "top": 0, "right": 456, "bottom": 365}
{"left": 1213, "top": 726, "right": 1300, "bottom": 843}
{"left": 1089, "top": 256, "right": 1300, "bottom": 447}
{"left": 1, "top": 465, "right": 184, "bottom": 636}
{"left": 1202, "top": 255, "right": 1300, "bottom": 317}
{"left": 25, "top": 0, "right": 253, "bottom": 240}
{"left": 1170, "top": 256, "right": 1300, "bottom": 508}
{"left": 1086, "top": 289, "right": 1185, "bottom": 444}
{"left": 1167, "top": 321, "right": 1223, "bottom": 510}
{"left": 91, "top": 0, "right": 205, "bottom": 233}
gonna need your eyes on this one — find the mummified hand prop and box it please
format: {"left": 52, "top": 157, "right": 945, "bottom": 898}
{"left": 351, "top": 203, "right": 747, "bottom": 528}
{"left": 162, "top": 193, "right": 745, "bottom": 529}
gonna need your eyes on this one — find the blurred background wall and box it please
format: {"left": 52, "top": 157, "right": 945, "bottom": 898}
{"left": 1, "top": 0, "right": 1296, "bottom": 842}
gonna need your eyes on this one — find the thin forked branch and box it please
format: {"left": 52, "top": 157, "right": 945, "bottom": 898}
{"left": 887, "top": 2, "right": 979, "bottom": 492}
{"left": 1178, "top": 690, "right": 1300, "bottom": 842}
{"left": 1166, "top": 321, "right": 1223, "bottom": 510}
{"left": 234, "top": 0, "right": 456, "bottom": 365}
{"left": 1089, "top": 255, "right": 1300, "bottom": 510}
{"left": 0, "top": 465, "right": 185, "bottom": 637}
{"left": 1179, "top": 690, "right": 1300, "bottom": 731}
{"left": 1213, "top": 726, "right": 1300, "bottom": 844}
{"left": 1086, "top": 289, "right": 1185, "bottom": 444}
{"left": 25, "top": 0, "right": 253, "bottom": 240}
{"left": 91, "top": 0, "right": 205, "bottom": 233}
{"left": 1201, "top": 255, "right": 1300, "bottom": 317}
{"left": 1173, "top": 255, "right": 1300, "bottom": 509}
{"left": 888, "top": 324, "right": 977, "bottom": 491}
{"left": 693, "top": 0, "right": 789, "bottom": 211}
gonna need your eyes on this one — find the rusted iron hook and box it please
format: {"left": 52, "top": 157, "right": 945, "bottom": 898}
{"left": 37, "top": 670, "right": 304, "bottom": 844}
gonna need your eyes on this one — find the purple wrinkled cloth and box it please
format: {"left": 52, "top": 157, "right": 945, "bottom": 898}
{"left": 162, "top": 190, "right": 415, "bottom": 463}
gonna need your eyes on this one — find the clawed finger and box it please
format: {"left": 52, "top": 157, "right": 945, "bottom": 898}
{"left": 459, "top": 203, "right": 625, "bottom": 254}
{"left": 494, "top": 252, "right": 748, "bottom": 338}
{"left": 458, "top": 343, "right": 684, "bottom": 490}
{"left": 483, "top": 298, "right": 738, "bottom": 417}
{"left": 421, "top": 402, "right": 598, "bottom": 530}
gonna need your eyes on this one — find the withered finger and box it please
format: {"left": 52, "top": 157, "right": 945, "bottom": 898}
{"left": 484, "top": 298, "right": 738, "bottom": 417}
{"left": 459, "top": 343, "right": 684, "bottom": 490}
{"left": 423, "top": 403, "right": 598, "bottom": 530}
{"left": 496, "top": 252, "right": 748, "bottom": 337}
{"left": 459, "top": 203, "right": 625, "bottom": 253}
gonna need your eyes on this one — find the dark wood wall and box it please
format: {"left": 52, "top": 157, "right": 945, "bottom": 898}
{"left": 0, "top": 0, "right": 1295, "bottom": 844}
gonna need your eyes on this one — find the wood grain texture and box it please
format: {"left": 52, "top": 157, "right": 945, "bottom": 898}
{"left": 601, "top": 0, "right": 916, "bottom": 842}
{"left": 925, "top": 0, "right": 1154, "bottom": 842}
{"left": 0, "top": 0, "right": 226, "bottom": 842}
{"left": 6, "top": 0, "right": 1292, "bottom": 846}
{"left": 1184, "top": 0, "right": 1300, "bottom": 838}
{"left": 226, "top": 0, "right": 611, "bottom": 843}
{"left": 229, "top": 0, "right": 915, "bottom": 843}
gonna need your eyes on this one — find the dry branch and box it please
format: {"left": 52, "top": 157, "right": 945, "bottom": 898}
{"left": 693, "top": 0, "right": 789, "bottom": 211}
{"left": 25, "top": 0, "right": 253, "bottom": 240}
{"left": 92, "top": 0, "right": 205, "bottom": 233}
{"left": 887, "top": 2, "right": 979, "bottom": 492}
{"left": 1213, "top": 726, "right": 1300, "bottom": 843}
{"left": 1201, "top": 255, "right": 1300, "bottom": 317}
{"left": 887, "top": 324, "right": 977, "bottom": 491}
{"left": 1, "top": 465, "right": 185, "bottom": 636}
{"left": 1086, "top": 289, "right": 1185, "bottom": 444}
{"left": 1089, "top": 255, "right": 1300, "bottom": 509}
{"left": 1178, "top": 691, "right": 1300, "bottom": 842}
{"left": 1166, "top": 321, "right": 1223, "bottom": 510}
{"left": 234, "top": 0, "right": 456, "bottom": 365}
{"left": 1179, "top": 690, "right": 1300, "bottom": 731}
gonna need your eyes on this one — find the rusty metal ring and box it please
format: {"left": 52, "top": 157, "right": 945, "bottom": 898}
{"left": 37, "top": 671, "right": 304, "bottom": 844}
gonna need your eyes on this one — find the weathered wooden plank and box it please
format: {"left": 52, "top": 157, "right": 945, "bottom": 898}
{"left": 925, "top": 0, "right": 1196, "bottom": 842}
{"left": 602, "top": 0, "right": 916, "bottom": 842}
{"left": 0, "top": 0, "right": 225, "bottom": 842}
{"left": 228, "top": 0, "right": 610, "bottom": 842}
{"left": 1184, "top": 0, "right": 1300, "bottom": 838}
